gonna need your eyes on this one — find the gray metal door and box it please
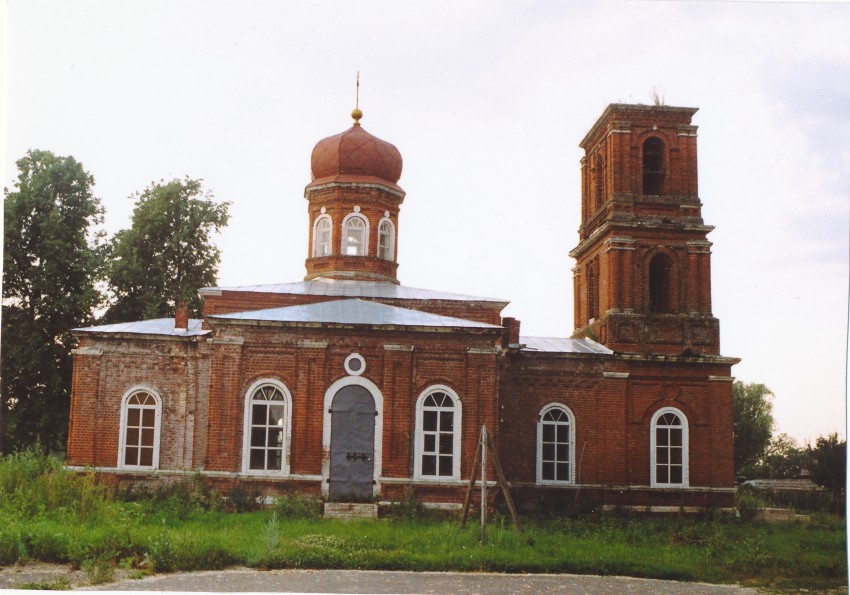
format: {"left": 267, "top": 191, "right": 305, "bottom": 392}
{"left": 329, "top": 385, "right": 375, "bottom": 501}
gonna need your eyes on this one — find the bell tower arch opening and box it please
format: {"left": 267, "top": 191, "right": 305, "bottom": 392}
{"left": 648, "top": 252, "right": 673, "bottom": 314}
{"left": 642, "top": 137, "right": 665, "bottom": 195}
{"left": 586, "top": 261, "right": 599, "bottom": 321}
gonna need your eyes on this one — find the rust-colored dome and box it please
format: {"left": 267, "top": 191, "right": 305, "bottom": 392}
{"left": 310, "top": 124, "right": 403, "bottom": 185}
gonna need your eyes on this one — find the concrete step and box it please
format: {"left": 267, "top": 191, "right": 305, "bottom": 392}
{"left": 323, "top": 502, "right": 378, "bottom": 520}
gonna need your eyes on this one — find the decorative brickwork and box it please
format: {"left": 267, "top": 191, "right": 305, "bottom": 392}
{"left": 571, "top": 104, "right": 720, "bottom": 356}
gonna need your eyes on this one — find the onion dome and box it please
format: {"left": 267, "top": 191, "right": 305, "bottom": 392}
{"left": 309, "top": 109, "right": 403, "bottom": 188}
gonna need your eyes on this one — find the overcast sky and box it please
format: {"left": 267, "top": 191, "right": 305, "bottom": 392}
{"left": 3, "top": 0, "right": 848, "bottom": 444}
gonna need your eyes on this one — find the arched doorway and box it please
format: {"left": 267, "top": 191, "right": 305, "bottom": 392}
{"left": 328, "top": 385, "right": 376, "bottom": 501}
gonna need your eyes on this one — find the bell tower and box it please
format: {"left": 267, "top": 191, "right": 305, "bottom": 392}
{"left": 570, "top": 104, "right": 720, "bottom": 355}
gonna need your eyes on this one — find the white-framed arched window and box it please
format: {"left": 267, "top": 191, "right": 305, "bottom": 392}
{"left": 342, "top": 214, "right": 368, "bottom": 256}
{"left": 377, "top": 218, "right": 395, "bottom": 261}
{"left": 414, "top": 386, "right": 462, "bottom": 480}
{"left": 312, "top": 215, "right": 332, "bottom": 257}
{"left": 650, "top": 406, "right": 689, "bottom": 487}
{"left": 118, "top": 386, "right": 162, "bottom": 470}
{"left": 536, "top": 403, "right": 575, "bottom": 484}
{"left": 242, "top": 379, "right": 293, "bottom": 475}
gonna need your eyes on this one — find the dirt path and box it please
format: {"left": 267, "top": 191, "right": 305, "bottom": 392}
{"left": 1, "top": 563, "right": 762, "bottom": 593}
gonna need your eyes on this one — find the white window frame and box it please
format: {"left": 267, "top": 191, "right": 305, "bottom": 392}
{"left": 650, "top": 406, "right": 689, "bottom": 488}
{"left": 241, "top": 378, "right": 293, "bottom": 476}
{"left": 377, "top": 217, "right": 395, "bottom": 261}
{"left": 414, "top": 385, "right": 462, "bottom": 481}
{"left": 117, "top": 386, "right": 162, "bottom": 470}
{"left": 536, "top": 403, "right": 576, "bottom": 485}
{"left": 343, "top": 352, "right": 366, "bottom": 376}
{"left": 312, "top": 214, "right": 333, "bottom": 257}
{"left": 341, "top": 213, "right": 369, "bottom": 256}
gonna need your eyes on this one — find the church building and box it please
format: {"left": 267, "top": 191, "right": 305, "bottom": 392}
{"left": 67, "top": 103, "right": 739, "bottom": 510}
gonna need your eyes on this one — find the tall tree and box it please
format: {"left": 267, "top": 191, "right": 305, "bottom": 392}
{"left": 2, "top": 150, "right": 105, "bottom": 452}
{"left": 102, "top": 178, "right": 229, "bottom": 323}
{"left": 740, "top": 433, "right": 811, "bottom": 479}
{"left": 732, "top": 381, "right": 775, "bottom": 474}
{"left": 808, "top": 433, "right": 846, "bottom": 492}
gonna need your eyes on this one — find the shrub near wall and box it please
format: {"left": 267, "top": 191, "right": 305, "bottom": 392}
{"left": 737, "top": 485, "right": 845, "bottom": 515}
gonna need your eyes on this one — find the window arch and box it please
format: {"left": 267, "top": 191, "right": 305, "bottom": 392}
{"left": 118, "top": 387, "right": 162, "bottom": 470}
{"left": 642, "top": 137, "right": 665, "bottom": 195}
{"left": 242, "top": 379, "right": 293, "bottom": 475}
{"left": 586, "top": 262, "right": 598, "bottom": 321}
{"left": 650, "top": 407, "right": 689, "bottom": 487}
{"left": 536, "top": 404, "right": 575, "bottom": 484}
{"left": 594, "top": 153, "right": 605, "bottom": 211}
{"left": 312, "top": 215, "right": 332, "bottom": 257}
{"left": 342, "top": 214, "right": 368, "bottom": 256}
{"left": 414, "top": 386, "right": 462, "bottom": 480}
{"left": 648, "top": 252, "right": 673, "bottom": 313}
{"left": 377, "top": 218, "right": 395, "bottom": 261}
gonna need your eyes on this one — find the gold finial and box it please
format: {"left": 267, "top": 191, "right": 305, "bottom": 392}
{"left": 351, "top": 71, "right": 363, "bottom": 125}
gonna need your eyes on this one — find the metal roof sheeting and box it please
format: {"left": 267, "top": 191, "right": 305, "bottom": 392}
{"left": 200, "top": 278, "right": 508, "bottom": 304}
{"left": 519, "top": 336, "right": 613, "bottom": 355}
{"left": 742, "top": 478, "right": 823, "bottom": 491}
{"left": 74, "top": 318, "right": 210, "bottom": 337}
{"left": 209, "top": 298, "right": 502, "bottom": 329}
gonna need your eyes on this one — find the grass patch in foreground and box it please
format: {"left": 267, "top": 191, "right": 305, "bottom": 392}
{"left": 15, "top": 578, "right": 72, "bottom": 591}
{"left": 0, "top": 451, "right": 846, "bottom": 589}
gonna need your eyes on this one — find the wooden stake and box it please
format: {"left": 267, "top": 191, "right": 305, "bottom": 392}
{"left": 485, "top": 430, "right": 523, "bottom": 533}
{"left": 481, "top": 425, "right": 488, "bottom": 543}
{"left": 460, "top": 425, "right": 523, "bottom": 538}
{"left": 460, "top": 432, "right": 482, "bottom": 528}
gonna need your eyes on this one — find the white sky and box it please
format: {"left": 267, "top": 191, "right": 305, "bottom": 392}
{"left": 3, "top": 1, "right": 848, "bottom": 444}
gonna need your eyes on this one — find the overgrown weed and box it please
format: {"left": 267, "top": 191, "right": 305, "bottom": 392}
{"left": 16, "top": 578, "right": 72, "bottom": 590}
{"left": 82, "top": 556, "right": 115, "bottom": 585}
{"left": 273, "top": 493, "right": 321, "bottom": 519}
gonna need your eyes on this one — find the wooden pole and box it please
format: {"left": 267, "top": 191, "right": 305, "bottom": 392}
{"left": 481, "top": 425, "right": 488, "bottom": 543}
{"left": 485, "top": 430, "right": 523, "bottom": 533}
{"left": 460, "top": 425, "right": 522, "bottom": 537}
{"left": 460, "top": 431, "right": 482, "bottom": 528}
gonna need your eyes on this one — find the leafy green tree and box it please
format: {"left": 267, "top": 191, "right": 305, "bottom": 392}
{"left": 2, "top": 150, "right": 105, "bottom": 452}
{"left": 808, "top": 433, "right": 846, "bottom": 492}
{"left": 102, "top": 178, "right": 229, "bottom": 322}
{"left": 741, "top": 433, "right": 811, "bottom": 479}
{"left": 732, "top": 381, "right": 775, "bottom": 474}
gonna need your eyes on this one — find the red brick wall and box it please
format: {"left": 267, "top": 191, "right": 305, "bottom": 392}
{"left": 68, "top": 326, "right": 734, "bottom": 507}
{"left": 304, "top": 183, "right": 404, "bottom": 283}
{"left": 67, "top": 335, "right": 210, "bottom": 470}
{"left": 203, "top": 322, "right": 504, "bottom": 482}
{"left": 499, "top": 352, "right": 735, "bottom": 503}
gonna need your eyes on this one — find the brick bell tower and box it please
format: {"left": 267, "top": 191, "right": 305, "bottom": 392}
{"left": 570, "top": 104, "right": 720, "bottom": 356}
{"left": 304, "top": 105, "right": 405, "bottom": 284}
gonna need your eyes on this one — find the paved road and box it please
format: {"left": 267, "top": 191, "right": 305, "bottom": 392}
{"left": 78, "top": 567, "right": 758, "bottom": 594}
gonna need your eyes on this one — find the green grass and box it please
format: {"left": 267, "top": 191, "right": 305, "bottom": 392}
{"left": 15, "top": 578, "right": 72, "bottom": 590}
{"left": 0, "top": 450, "right": 846, "bottom": 589}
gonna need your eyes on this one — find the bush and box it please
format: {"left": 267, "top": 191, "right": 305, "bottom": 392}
{"left": 226, "top": 484, "right": 261, "bottom": 513}
{"left": 0, "top": 449, "right": 113, "bottom": 521}
{"left": 737, "top": 485, "right": 844, "bottom": 515}
{"left": 82, "top": 556, "right": 115, "bottom": 585}
{"left": 273, "top": 493, "right": 321, "bottom": 519}
{"left": 384, "top": 487, "right": 422, "bottom": 520}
